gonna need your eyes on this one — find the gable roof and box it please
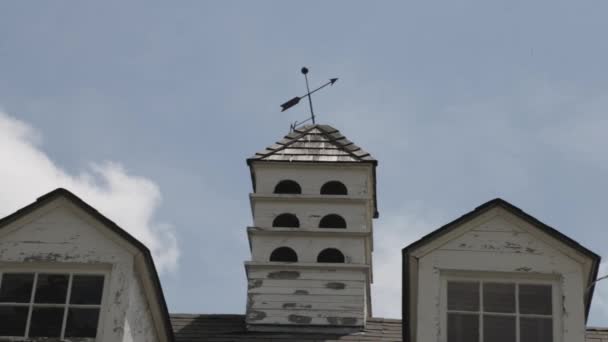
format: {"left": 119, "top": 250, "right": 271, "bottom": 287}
{"left": 401, "top": 198, "right": 601, "bottom": 341}
{"left": 170, "top": 314, "right": 608, "bottom": 342}
{"left": 0, "top": 188, "right": 175, "bottom": 342}
{"left": 247, "top": 124, "right": 376, "bottom": 164}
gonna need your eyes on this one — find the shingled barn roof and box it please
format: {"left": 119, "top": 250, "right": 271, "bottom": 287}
{"left": 247, "top": 124, "right": 376, "bottom": 164}
{"left": 170, "top": 314, "right": 608, "bottom": 342}
{"left": 171, "top": 315, "right": 400, "bottom": 341}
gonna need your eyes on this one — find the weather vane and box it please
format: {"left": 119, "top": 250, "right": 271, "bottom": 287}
{"left": 280, "top": 67, "right": 338, "bottom": 131}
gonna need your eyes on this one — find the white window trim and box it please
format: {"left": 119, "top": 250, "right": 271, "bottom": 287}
{"left": 439, "top": 271, "right": 562, "bottom": 342}
{"left": 0, "top": 266, "right": 110, "bottom": 341}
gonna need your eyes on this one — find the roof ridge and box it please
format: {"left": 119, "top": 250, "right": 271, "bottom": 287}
{"left": 313, "top": 125, "right": 376, "bottom": 162}
{"left": 253, "top": 124, "right": 319, "bottom": 161}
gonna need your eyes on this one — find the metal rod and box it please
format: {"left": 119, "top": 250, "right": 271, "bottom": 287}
{"left": 303, "top": 72, "right": 315, "bottom": 124}
{"left": 587, "top": 274, "right": 608, "bottom": 291}
{"left": 300, "top": 79, "right": 335, "bottom": 99}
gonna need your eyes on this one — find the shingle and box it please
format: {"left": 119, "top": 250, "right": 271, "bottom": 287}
{"left": 171, "top": 315, "right": 401, "bottom": 342}
{"left": 171, "top": 314, "right": 608, "bottom": 342}
{"left": 249, "top": 124, "right": 376, "bottom": 164}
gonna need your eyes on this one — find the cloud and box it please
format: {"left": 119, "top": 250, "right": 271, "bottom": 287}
{"left": 0, "top": 111, "right": 178, "bottom": 272}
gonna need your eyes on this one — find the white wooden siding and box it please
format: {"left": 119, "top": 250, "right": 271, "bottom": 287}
{"left": 0, "top": 199, "right": 160, "bottom": 342}
{"left": 413, "top": 208, "right": 588, "bottom": 342}
{"left": 249, "top": 234, "right": 367, "bottom": 264}
{"left": 246, "top": 159, "right": 376, "bottom": 331}
{"left": 252, "top": 199, "right": 370, "bottom": 231}
{"left": 246, "top": 266, "right": 367, "bottom": 327}
{"left": 252, "top": 164, "right": 372, "bottom": 197}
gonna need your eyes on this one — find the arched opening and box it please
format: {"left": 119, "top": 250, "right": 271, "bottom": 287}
{"left": 319, "top": 214, "right": 347, "bottom": 229}
{"left": 274, "top": 180, "right": 302, "bottom": 194}
{"left": 317, "top": 248, "right": 345, "bottom": 263}
{"left": 272, "top": 213, "right": 300, "bottom": 228}
{"left": 270, "top": 247, "right": 298, "bottom": 262}
{"left": 320, "top": 181, "right": 348, "bottom": 195}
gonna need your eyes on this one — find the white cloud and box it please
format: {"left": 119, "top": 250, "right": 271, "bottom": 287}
{"left": 0, "top": 111, "right": 179, "bottom": 273}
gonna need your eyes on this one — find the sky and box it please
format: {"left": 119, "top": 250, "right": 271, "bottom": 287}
{"left": 1, "top": 0, "right": 608, "bottom": 326}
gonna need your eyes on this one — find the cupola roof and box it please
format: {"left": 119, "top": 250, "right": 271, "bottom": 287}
{"left": 248, "top": 124, "right": 376, "bottom": 164}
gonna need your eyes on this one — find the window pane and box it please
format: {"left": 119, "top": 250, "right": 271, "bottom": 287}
{"left": 0, "top": 306, "right": 29, "bottom": 336}
{"left": 520, "top": 317, "right": 553, "bottom": 342}
{"left": 0, "top": 273, "right": 34, "bottom": 303}
{"left": 34, "top": 273, "right": 69, "bottom": 304}
{"left": 448, "top": 281, "right": 479, "bottom": 311}
{"left": 483, "top": 315, "right": 515, "bottom": 342}
{"left": 29, "top": 307, "right": 64, "bottom": 337}
{"left": 519, "top": 284, "right": 552, "bottom": 315}
{"left": 65, "top": 308, "right": 100, "bottom": 338}
{"left": 448, "top": 313, "right": 479, "bottom": 342}
{"left": 483, "top": 282, "right": 515, "bottom": 313}
{"left": 70, "top": 275, "right": 104, "bottom": 305}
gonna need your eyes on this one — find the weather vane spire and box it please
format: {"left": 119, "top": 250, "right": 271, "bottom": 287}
{"left": 280, "top": 67, "right": 338, "bottom": 131}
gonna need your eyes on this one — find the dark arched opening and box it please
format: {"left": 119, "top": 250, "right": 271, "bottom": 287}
{"left": 274, "top": 180, "right": 302, "bottom": 194}
{"left": 317, "top": 248, "right": 345, "bottom": 263}
{"left": 272, "top": 213, "right": 300, "bottom": 228}
{"left": 320, "top": 181, "right": 348, "bottom": 195}
{"left": 319, "top": 214, "right": 347, "bottom": 229}
{"left": 270, "top": 247, "right": 298, "bottom": 262}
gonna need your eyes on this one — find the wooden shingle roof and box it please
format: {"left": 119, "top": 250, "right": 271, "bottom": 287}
{"left": 248, "top": 124, "right": 376, "bottom": 164}
{"left": 171, "top": 314, "right": 400, "bottom": 341}
{"left": 586, "top": 328, "right": 608, "bottom": 342}
{"left": 170, "top": 314, "right": 608, "bottom": 342}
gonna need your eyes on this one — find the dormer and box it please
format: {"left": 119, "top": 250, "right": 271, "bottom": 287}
{"left": 0, "top": 189, "right": 173, "bottom": 342}
{"left": 402, "top": 199, "right": 600, "bottom": 342}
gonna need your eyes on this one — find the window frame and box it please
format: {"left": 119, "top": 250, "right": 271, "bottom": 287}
{"left": 439, "top": 272, "right": 561, "bottom": 342}
{"left": 0, "top": 266, "right": 110, "bottom": 341}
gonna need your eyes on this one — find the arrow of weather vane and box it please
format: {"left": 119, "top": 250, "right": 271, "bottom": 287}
{"left": 280, "top": 67, "right": 338, "bottom": 129}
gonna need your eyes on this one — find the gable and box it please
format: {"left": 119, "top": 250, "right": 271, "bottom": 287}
{"left": 402, "top": 199, "right": 601, "bottom": 342}
{"left": 0, "top": 188, "right": 174, "bottom": 342}
{"left": 405, "top": 199, "right": 599, "bottom": 260}
{"left": 412, "top": 207, "right": 592, "bottom": 266}
{"left": 0, "top": 199, "right": 133, "bottom": 264}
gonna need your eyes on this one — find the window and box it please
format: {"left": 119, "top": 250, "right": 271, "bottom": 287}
{"left": 319, "top": 214, "right": 347, "bottom": 229}
{"left": 320, "top": 181, "right": 347, "bottom": 195}
{"left": 444, "top": 277, "right": 556, "bottom": 342}
{"left": 0, "top": 271, "right": 105, "bottom": 339}
{"left": 274, "top": 180, "right": 302, "bottom": 194}
{"left": 317, "top": 248, "right": 345, "bottom": 263}
{"left": 272, "top": 213, "right": 300, "bottom": 228}
{"left": 270, "top": 247, "right": 298, "bottom": 262}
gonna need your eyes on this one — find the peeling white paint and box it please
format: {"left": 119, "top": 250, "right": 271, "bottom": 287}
{"left": 245, "top": 162, "right": 376, "bottom": 331}
{"left": 411, "top": 208, "right": 589, "bottom": 342}
{"left": 0, "top": 198, "right": 162, "bottom": 342}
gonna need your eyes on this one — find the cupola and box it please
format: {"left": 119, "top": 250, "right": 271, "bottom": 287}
{"left": 244, "top": 124, "right": 378, "bottom": 333}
